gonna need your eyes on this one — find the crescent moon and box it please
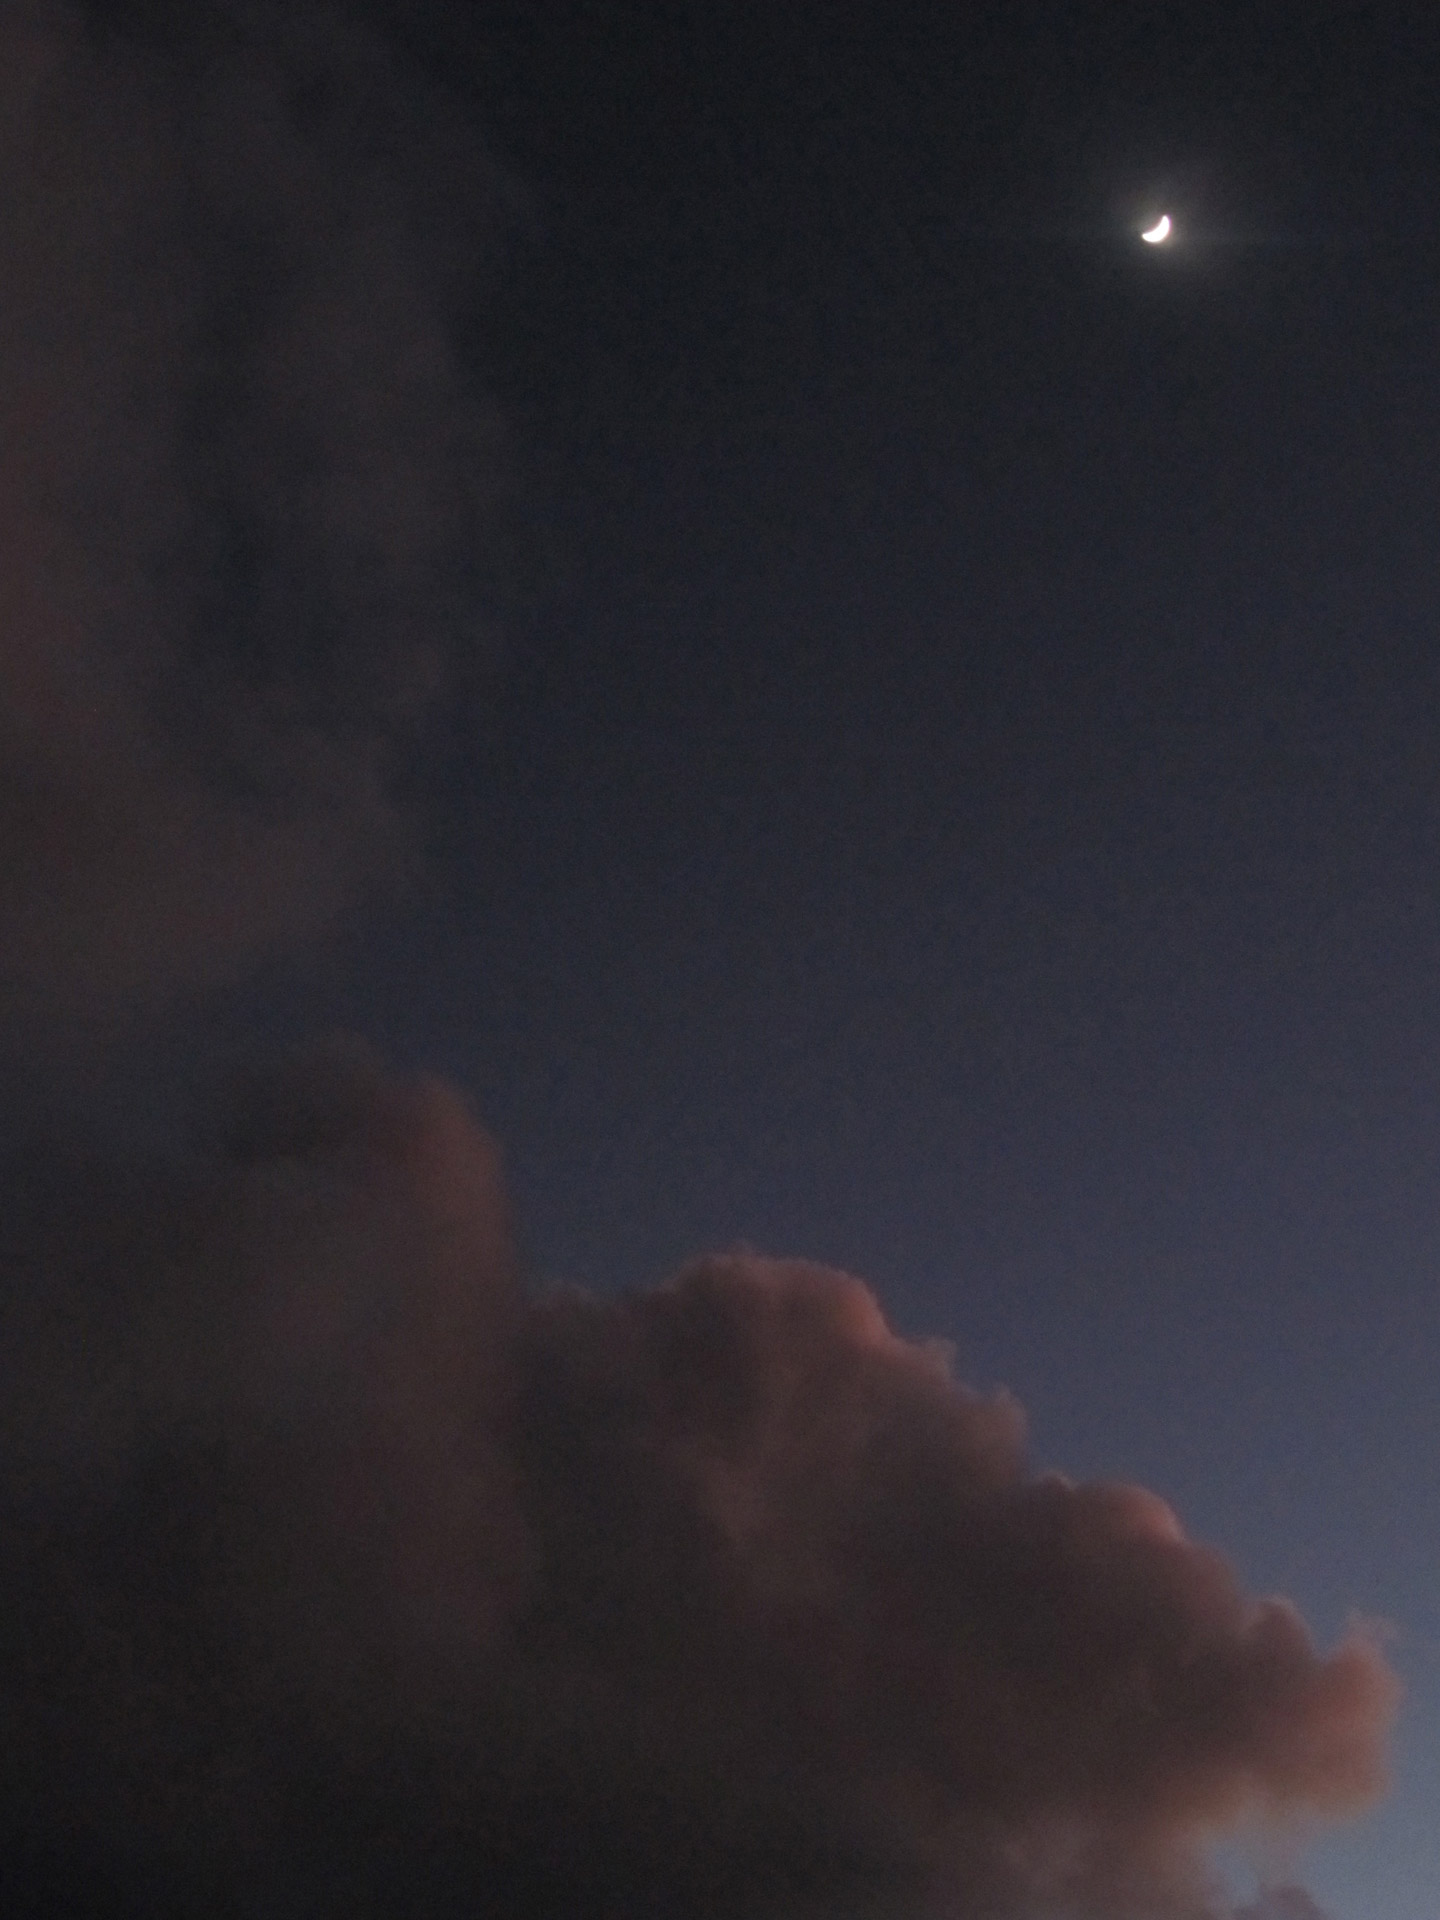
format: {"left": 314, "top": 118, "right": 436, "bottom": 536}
{"left": 1140, "top": 214, "right": 1172, "bottom": 244}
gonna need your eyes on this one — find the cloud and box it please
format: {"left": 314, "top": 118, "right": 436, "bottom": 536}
{"left": 0, "top": 1052, "right": 1397, "bottom": 1917}
{"left": 1234, "top": 1887, "right": 1335, "bottom": 1920}
{"left": 0, "top": 0, "right": 508, "bottom": 1010}
{"left": 0, "top": 12, "right": 1399, "bottom": 1914}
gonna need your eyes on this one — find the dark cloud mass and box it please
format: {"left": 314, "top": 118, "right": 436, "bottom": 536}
{"left": 0, "top": 0, "right": 505, "bottom": 1006}
{"left": 0, "top": 1052, "right": 1396, "bottom": 1918}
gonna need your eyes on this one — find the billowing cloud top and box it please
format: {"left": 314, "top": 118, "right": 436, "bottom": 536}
{"left": 1235, "top": 1887, "right": 1337, "bottom": 1920}
{"left": 0, "top": 1053, "right": 1396, "bottom": 1918}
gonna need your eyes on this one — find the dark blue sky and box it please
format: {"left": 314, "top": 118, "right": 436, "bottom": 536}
{"left": 8, "top": 4, "right": 1438, "bottom": 1915}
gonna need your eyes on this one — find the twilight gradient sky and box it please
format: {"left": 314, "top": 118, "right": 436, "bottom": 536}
{"left": 4, "top": 4, "right": 1439, "bottom": 1917}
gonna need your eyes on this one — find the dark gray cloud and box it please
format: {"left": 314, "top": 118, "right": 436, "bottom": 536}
{"left": 0, "top": 1051, "right": 1397, "bottom": 1918}
{"left": 0, "top": 0, "right": 507, "bottom": 1008}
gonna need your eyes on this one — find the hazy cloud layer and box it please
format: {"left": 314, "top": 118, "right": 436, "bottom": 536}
{"left": 0, "top": 1053, "right": 1396, "bottom": 1918}
{"left": 0, "top": 0, "right": 505, "bottom": 1006}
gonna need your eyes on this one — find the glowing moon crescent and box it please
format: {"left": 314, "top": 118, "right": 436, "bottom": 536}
{"left": 1140, "top": 214, "right": 1172, "bottom": 244}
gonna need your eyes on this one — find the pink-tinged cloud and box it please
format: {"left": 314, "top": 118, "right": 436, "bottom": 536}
{"left": 0, "top": 1052, "right": 1397, "bottom": 1917}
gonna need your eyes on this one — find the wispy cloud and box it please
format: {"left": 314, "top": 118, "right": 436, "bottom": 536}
{"left": 0, "top": 1, "right": 506, "bottom": 1009}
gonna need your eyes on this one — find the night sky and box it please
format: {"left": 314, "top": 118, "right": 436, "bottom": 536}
{"left": 0, "top": 4, "right": 1435, "bottom": 1917}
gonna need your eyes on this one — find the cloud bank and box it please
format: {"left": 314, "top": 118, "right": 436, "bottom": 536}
{"left": 0, "top": 1052, "right": 1396, "bottom": 1918}
{"left": 0, "top": 0, "right": 505, "bottom": 1007}
{"left": 0, "top": 8, "right": 1396, "bottom": 1916}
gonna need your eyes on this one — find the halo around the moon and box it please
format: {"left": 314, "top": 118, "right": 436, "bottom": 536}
{"left": 1140, "top": 214, "right": 1172, "bottom": 244}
